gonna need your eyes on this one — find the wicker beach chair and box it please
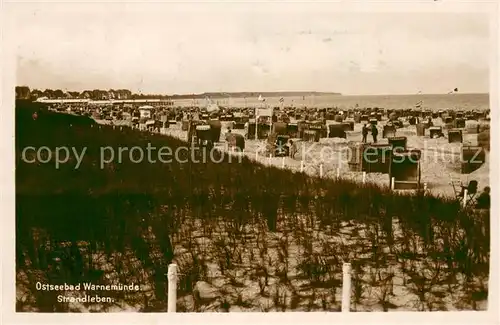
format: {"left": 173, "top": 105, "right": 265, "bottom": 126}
{"left": 451, "top": 178, "right": 478, "bottom": 208}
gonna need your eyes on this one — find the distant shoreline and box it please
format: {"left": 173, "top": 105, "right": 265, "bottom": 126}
{"left": 165, "top": 92, "right": 489, "bottom": 100}
{"left": 339, "top": 93, "right": 488, "bottom": 97}
{"left": 169, "top": 91, "right": 342, "bottom": 99}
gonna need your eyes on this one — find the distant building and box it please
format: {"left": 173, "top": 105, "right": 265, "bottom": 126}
{"left": 36, "top": 98, "right": 90, "bottom": 105}
{"left": 34, "top": 97, "right": 175, "bottom": 107}
{"left": 16, "top": 86, "right": 31, "bottom": 100}
{"left": 81, "top": 91, "right": 93, "bottom": 99}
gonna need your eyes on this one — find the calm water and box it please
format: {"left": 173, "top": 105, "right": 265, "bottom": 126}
{"left": 176, "top": 93, "right": 489, "bottom": 111}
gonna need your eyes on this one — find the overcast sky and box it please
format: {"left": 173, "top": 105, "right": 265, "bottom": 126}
{"left": 12, "top": 3, "right": 490, "bottom": 95}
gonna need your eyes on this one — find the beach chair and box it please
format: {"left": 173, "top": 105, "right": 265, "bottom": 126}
{"left": 447, "top": 129, "right": 463, "bottom": 143}
{"left": 451, "top": 179, "right": 478, "bottom": 207}
{"left": 429, "top": 126, "right": 443, "bottom": 139}
{"left": 461, "top": 146, "right": 486, "bottom": 174}
{"left": 195, "top": 125, "right": 214, "bottom": 148}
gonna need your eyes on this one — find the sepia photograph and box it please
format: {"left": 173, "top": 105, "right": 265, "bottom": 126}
{"left": 2, "top": 0, "right": 499, "bottom": 323}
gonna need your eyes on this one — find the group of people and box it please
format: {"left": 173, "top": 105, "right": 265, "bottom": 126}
{"left": 361, "top": 123, "right": 379, "bottom": 143}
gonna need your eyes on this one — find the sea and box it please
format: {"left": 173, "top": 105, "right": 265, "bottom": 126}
{"left": 175, "top": 93, "right": 489, "bottom": 111}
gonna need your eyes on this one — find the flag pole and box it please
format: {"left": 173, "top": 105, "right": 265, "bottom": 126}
{"left": 269, "top": 101, "right": 273, "bottom": 134}
{"left": 255, "top": 114, "right": 259, "bottom": 140}
{"left": 417, "top": 90, "right": 423, "bottom": 118}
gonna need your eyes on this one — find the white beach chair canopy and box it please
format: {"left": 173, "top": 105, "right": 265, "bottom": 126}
{"left": 196, "top": 125, "right": 211, "bottom": 131}
{"left": 206, "top": 103, "right": 220, "bottom": 113}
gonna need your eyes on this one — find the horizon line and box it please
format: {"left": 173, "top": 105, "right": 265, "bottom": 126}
{"left": 15, "top": 86, "right": 488, "bottom": 97}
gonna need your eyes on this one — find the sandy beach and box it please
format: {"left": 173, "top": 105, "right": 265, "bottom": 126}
{"left": 117, "top": 116, "right": 488, "bottom": 199}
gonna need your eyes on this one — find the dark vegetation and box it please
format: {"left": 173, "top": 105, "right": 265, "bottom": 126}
{"left": 16, "top": 86, "right": 341, "bottom": 101}
{"left": 15, "top": 100, "right": 489, "bottom": 312}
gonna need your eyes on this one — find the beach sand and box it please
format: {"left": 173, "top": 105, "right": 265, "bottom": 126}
{"left": 141, "top": 118, "right": 489, "bottom": 198}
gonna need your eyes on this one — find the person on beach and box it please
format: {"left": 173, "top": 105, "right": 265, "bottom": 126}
{"left": 371, "top": 124, "right": 378, "bottom": 143}
{"left": 362, "top": 123, "right": 369, "bottom": 143}
{"left": 475, "top": 186, "right": 490, "bottom": 210}
{"left": 225, "top": 128, "right": 235, "bottom": 150}
{"left": 289, "top": 139, "right": 297, "bottom": 159}
{"left": 225, "top": 128, "right": 232, "bottom": 140}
